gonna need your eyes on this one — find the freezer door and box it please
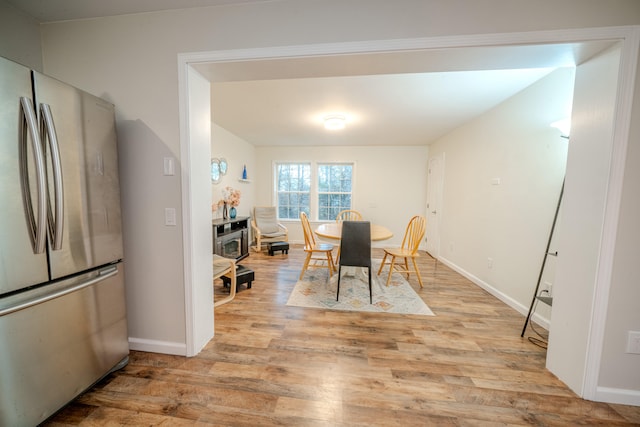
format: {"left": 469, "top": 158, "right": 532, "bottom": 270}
{"left": 0, "top": 57, "right": 50, "bottom": 294}
{"left": 33, "top": 72, "right": 124, "bottom": 279}
{"left": 0, "top": 263, "right": 129, "bottom": 426}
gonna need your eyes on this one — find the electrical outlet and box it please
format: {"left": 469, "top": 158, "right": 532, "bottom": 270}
{"left": 487, "top": 258, "right": 493, "bottom": 269}
{"left": 541, "top": 281, "right": 553, "bottom": 296}
{"left": 626, "top": 331, "right": 640, "bottom": 354}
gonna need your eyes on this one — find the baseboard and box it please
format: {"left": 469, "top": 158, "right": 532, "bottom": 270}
{"left": 595, "top": 386, "right": 640, "bottom": 406}
{"left": 437, "top": 256, "right": 550, "bottom": 330}
{"left": 128, "top": 337, "right": 187, "bottom": 356}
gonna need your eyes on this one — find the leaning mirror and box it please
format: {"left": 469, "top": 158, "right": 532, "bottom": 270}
{"left": 210, "top": 158, "right": 221, "bottom": 184}
{"left": 219, "top": 158, "right": 228, "bottom": 175}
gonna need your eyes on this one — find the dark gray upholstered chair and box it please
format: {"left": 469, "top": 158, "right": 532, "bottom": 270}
{"left": 337, "top": 221, "right": 372, "bottom": 303}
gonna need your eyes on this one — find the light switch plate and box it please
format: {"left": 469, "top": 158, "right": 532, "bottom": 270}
{"left": 163, "top": 157, "right": 175, "bottom": 176}
{"left": 165, "top": 208, "right": 176, "bottom": 226}
{"left": 626, "top": 331, "right": 640, "bottom": 354}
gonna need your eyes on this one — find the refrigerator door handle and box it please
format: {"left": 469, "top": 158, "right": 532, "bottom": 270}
{"left": 19, "top": 96, "right": 47, "bottom": 254}
{"left": 0, "top": 266, "right": 118, "bottom": 317}
{"left": 40, "top": 103, "right": 65, "bottom": 250}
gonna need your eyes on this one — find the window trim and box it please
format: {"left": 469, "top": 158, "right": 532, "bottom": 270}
{"left": 274, "top": 161, "right": 312, "bottom": 221}
{"left": 317, "top": 162, "right": 355, "bottom": 221}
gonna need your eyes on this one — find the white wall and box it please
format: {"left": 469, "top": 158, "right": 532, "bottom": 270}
{"left": 211, "top": 124, "right": 256, "bottom": 220}
{"left": 428, "top": 68, "right": 574, "bottom": 325}
{"left": 0, "top": 0, "right": 42, "bottom": 70}
{"left": 34, "top": 0, "right": 640, "bottom": 404}
{"left": 253, "top": 145, "right": 428, "bottom": 247}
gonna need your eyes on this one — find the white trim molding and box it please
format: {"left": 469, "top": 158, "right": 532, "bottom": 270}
{"left": 177, "top": 57, "right": 196, "bottom": 357}
{"left": 438, "top": 256, "right": 551, "bottom": 330}
{"left": 582, "top": 25, "right": 640, "bottom": 401}
{"left": 129, "top": 337, "right": 187, "bottom": 356}
{"left": 595, "top": 387, "right": 640, "bottom": 407}
{"left": 177, "top": 26, "right": 639, "bottom": 406}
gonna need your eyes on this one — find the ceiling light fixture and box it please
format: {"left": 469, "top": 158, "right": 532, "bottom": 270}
{"left": 324, "top": 114, "right": 346, "bottom": 130}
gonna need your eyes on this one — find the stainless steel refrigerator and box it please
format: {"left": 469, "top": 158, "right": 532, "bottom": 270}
{"left": 0, "top": 56, "right": 129, "bottom": 425}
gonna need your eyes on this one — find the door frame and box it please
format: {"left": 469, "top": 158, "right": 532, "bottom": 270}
{"left": 178, "top": 26, "right": 639, "bottom": 401}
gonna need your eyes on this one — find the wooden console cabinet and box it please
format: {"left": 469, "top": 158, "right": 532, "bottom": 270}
{"left": 212, "top": 216, "right": 250, "bottom": 261}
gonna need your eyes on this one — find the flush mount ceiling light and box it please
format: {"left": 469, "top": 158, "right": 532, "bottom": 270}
{"left": 323, "top": 114, "right": 347, "bottom": 130}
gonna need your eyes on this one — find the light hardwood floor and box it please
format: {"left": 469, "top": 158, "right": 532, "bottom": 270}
{"left": 46, "top": 245, "right": 640, "bottom": 426}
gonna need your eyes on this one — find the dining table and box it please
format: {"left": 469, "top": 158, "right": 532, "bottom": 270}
{"left": 315, "top": 222, "right": 393, "bottom": 241}
{"left": 315, "top": 221, "right": 393, "bottom": 282}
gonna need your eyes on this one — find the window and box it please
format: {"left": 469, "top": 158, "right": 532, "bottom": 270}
{"left": 317, "top": 163, "right": 353, "bottom": 220}
{"left": 275, "top": 162, "right": 354, "bottom": 220}
{"left": 276, "top": 163, "right": 311, "bottom": 219}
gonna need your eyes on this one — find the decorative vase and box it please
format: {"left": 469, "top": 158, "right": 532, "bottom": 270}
{"left": 223, "top": 202, "right": 228, "bottom": 219}
{"left": 242, "top": 165, "right": 247, "bottom": 180}
{"left": 229, "top": 206, "right": 237, "bottom": 219}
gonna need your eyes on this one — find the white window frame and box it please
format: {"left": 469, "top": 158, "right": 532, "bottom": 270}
{"left": 273, "top": 161, "right": 355, "bottom": 221}
{"left": 274, "top": 162, "right": 312, "bottom": 220}
{"left": 317, "top": 162, "right": 355, "bottom": 221}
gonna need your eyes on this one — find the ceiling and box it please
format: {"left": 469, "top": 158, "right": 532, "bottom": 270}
{"left": 8, "top": 0, "right": 615, "bottom": 147}
{"left": 199, "top": 41, "right": 612, "bottom": 146}
{"left": 6, "top": 0, "right": 273, "bottom": 22}
{"left": 208, "top": 68, "right": 555, "bottom": 147}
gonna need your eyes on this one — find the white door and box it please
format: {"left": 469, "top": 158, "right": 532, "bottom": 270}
{"left": 425, "top": 154, "right": 444, "bottom": 258}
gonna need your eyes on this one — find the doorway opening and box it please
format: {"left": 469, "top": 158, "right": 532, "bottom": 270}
{"left": 178, "top": 28, "right": 637, "bottom": 403}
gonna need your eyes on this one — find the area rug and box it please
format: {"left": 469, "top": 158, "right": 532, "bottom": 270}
{"left": 286, "top": 260, "right": 434, "bottom": 315}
